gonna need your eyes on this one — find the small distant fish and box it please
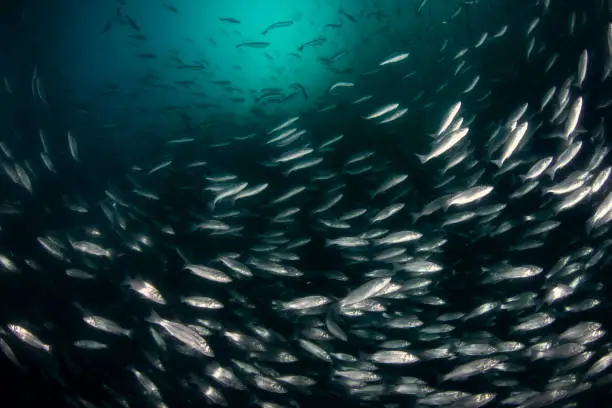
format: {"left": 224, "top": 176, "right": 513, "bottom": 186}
{"left": 125, "top": 15, "right": 140, "bottom": 31}
{"left": 83, "top": 315, "right": 132, "bottom": 337}
{"left": 339, "top": 7, "right": 357, "bottom": 23}
{"left": 493, "top": 121, "right": 529, "bottom": 167}
{"left": 166, "top": 137, "right": 194, "bottom": 144}
{"left": 364, "top": 103, "right": 399, "bottom": 120}
{"left": 220, "top": 17, "right": 240, "bottom": 24}
{"left": 416, "top": 127, "right": 470, "bottom": 163}
{"left": 329, "top": 82, "right": 354, "bottom": 93}
{"left": 379, "top": 52, "right": 409, "bottom": 66}
{"left": 123, "top": 277, "right": 166, "bottom": 305}
{"left": 417, "top": 0, "right": 429, "bottom": 14}
{"left": 236, "top": 42, "right": 270, "bottom": 49}
{"left": 148, "top": 160, "right": 172, "bottom": 175}
{"left": 71, "top": 241, "right": 112, "bottom": 258}
{"left": 379, "top": 107, "right": 408, "bottom": 124}
{"left": 262, "top": 21, "right": 293, "bottom": 35}
{"left": 576, "top": 49, "right": 588, "bottom": 88}
{"left": 164, "top": 4, "right": 179, "bottom": 13}
{"left": 67, "top": 131, "right": 79, "bottom": 161}
{"left": 564, "top": 96, "right": 583, "bottom": 138}
{"left": 290, "top": 83, "right": 308, "bottom": 99}
{"left": 298, "top": 36, "right": 326, "bottom": 52}
{"left": 436, "top": 102, "right": 462, "bottom": 136}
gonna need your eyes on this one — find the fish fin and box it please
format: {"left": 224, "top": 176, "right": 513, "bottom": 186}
{"left": 433, "top": 367, "right": 444, "bottom": 386}
{"left": 415, "top": 153, "right": 429, "bottom": 164}
{"left": 145, "top": 310, "right": 162, "bottom": 324}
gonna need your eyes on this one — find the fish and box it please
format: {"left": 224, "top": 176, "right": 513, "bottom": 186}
{"left": 577, "top": 49, "right": 588, "bottom": 88}
{"left": 416, "top": 127, "right": 470, "bottom": 163}
{"left": 2, "top": 3, "right": 612, "bottom": 407}
{"left": 379, "top": 52, "right": 409, "bottom": 66}
{"left": 262, "top": 21, "right": 293, "bottom": 35}
{"left": 445, "top": 185, "right": 494, "bottom": 209}
{"left": 219, "top": 17, "right": 240, "bottom": 24}
{"left": 164, "top": 4, "right": 179, "bottom": 13}
{"left": 236, "top": 42, "right": 270, "bottom": 49}
{"left": 492, "top": 121, "right": 529, "bottom": 168}
{"left": 6, "top": 324, "right": 51, "bottom": 353}
{"left": 363, "top": 103, "right": 399, "bottom": 120}
{"left": 67, "top": 131, "right": 79, "bottom": 161}
{"left": 564, "top": 96, "right": 583, "bottom": 138}
{"left": 297, "top": 36, "right": 326, "bottom": 52}
{"left": 417, "top": 0, "right": 430, "bottom": 14}
{"left": 435, "top": 101, "right": 462, "bottom": 136}
{"left": 125, "top": 15, "right": 140, "bottom": 31}
{"left": 291, "top": 83, "right": 308, "bottom": 99}
{"left": 338, "top": 7, "right": 357, "bottom": 23}
{"left": 83, "top": 315, "right": 132, "bottom": 337}
{"left": 147, "top": 160, "right": 172, "bottom": 175}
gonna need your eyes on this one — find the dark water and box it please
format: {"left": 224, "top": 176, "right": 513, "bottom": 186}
{"left": 1, "top": 1, "right": 612, "bottom": 407}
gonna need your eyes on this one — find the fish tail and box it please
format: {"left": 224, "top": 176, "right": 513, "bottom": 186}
{"left": 145, "top": 310, "right": 161, "bottom": 324}
{"left": 491, "top": 159, "right": 503, "bottom": 168}
{"left": 415, "top": 153, "right": 429, "bottom": 164}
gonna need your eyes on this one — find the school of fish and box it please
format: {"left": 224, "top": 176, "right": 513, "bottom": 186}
{"left": 1, "top": 0, "right": 612, "bottom": 407}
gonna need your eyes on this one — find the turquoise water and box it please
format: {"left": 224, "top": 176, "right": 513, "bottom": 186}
{"left": 34, "top": 0, "right": 513, "bottom": 136}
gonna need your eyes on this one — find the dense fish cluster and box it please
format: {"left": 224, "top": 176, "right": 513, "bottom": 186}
{"left": 1, "top": 0, "right": 612, "bottom": 407}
